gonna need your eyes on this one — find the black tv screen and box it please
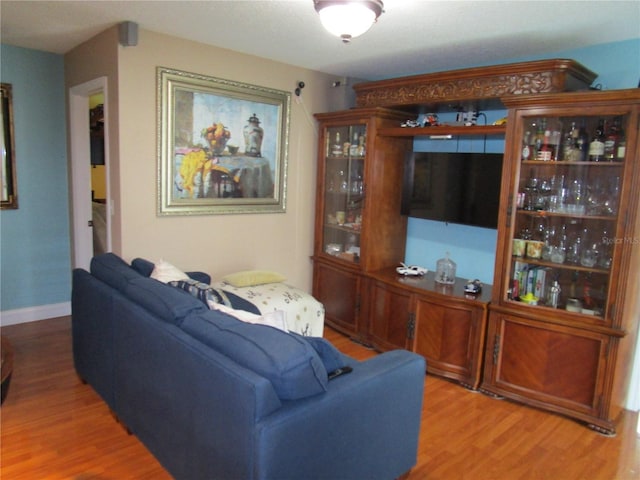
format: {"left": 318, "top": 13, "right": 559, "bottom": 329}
{"left": 401, "top": 151, "right": 503, "bottom": 229}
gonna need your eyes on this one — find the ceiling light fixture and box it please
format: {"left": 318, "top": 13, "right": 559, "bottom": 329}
{"left": 314, "top": 0, "right": 384, "bottom": 44}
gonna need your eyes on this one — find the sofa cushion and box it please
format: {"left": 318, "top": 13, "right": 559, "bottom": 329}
{"left": 90, "top": 253, "right": 142, "bottom": 293}
{"left": 181, "top": 312, "right": 328, "bottom": 400}
{"left": 125, "top": 277, "right": 208, "bottom": 326}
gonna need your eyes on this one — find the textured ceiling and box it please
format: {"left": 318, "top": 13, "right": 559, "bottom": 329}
{"left": 1, "top": 0, "right": 639, "bottom": 81}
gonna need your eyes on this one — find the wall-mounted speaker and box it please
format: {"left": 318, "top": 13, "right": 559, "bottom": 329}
{"left": 119, "top": 21, "right": 138, "bottom": 47}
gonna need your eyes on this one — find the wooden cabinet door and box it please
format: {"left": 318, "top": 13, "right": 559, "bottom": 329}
{"left": 412, "top": 296, "right": 487, "bottom": 389}
{"left": 313, "top": 261, "right": 362, "bottom": 338}
{"left": 483, "top": 311, "right": 609, "bottom": 421}
{"left": 365, "top": 279, "right": 411, "bottom": 350}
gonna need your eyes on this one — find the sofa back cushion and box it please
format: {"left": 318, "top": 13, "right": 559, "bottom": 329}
{"left": 130, "top": 257, "right": 155, "bottom": 277}
{"left": 90, "top": 253, "right": 142, "bottom": 293}
{"left": 181, "top": 312, "right": 329, "bottom": 400}
{"left": 125, "top": 277, "right": 208, "bottom": 326}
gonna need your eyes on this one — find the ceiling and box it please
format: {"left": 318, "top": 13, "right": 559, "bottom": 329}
{"left": 1, "top": 0, "right": 639, "bottom": 81}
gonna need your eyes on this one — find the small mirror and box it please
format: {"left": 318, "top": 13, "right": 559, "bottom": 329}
{"left": 1, "top": 83, "right": 18, "bottom": 209}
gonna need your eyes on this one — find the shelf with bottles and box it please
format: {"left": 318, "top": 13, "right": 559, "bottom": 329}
{"left": 519, "top": 114, "right": 627, "bottom": 164}
{"left": 516, "top": 168, "right": 621, "bottom": 219}
{"left": 508, "top": 259, "right": 608, "bottom": 318}
{"left": 512, "top": 213, "right": 615, "bottom": 266}
{"left": 510, "top": 212, "right": 614, "bottom": 318}
{"left": 325, "top": 125, "right": 367, "bottom": 159}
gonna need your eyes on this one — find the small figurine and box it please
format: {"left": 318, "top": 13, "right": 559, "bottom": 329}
{"left": 464, "top": 279, "right": 483, "bottom": 294}
{"left": 396, "top": 263, "right": 427, "bottom": 276}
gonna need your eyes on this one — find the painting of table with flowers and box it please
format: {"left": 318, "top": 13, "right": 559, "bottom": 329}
{"left": 158, "top": 67, "right": 290, "bottom": 215}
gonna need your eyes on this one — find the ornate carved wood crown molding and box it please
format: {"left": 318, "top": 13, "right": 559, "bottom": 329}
{"left": 354, "top": 59, "right": 597, "bottom": 110}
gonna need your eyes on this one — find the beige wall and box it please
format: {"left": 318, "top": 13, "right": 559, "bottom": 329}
{"left": 69, "top": 27, "right": 344, "bottom": 291}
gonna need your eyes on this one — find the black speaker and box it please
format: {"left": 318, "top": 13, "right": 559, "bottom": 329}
{"left": 119, "top": 21, "right": 138, "bottom": 47}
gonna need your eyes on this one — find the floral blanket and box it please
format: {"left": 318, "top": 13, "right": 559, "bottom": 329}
{"left": 213, "top": 281, "right": 325, "bottom": 337}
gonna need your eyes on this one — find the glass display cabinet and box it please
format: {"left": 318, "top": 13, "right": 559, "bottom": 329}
{"left": 321, "top": 123, "right": 367, "bottom": 264}
{"left": 312, "top": 109, "right": 410, "bottom": 338}
{"left": 482, "top": 89, "right": 640, "bottom": 435}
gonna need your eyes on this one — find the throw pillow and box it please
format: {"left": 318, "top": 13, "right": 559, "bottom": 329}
{"left": 222, "top": 270, "right": 286, "bottom": 288}
{"left": 169, "top": 278, "right": 229, "bottom": 308}
{"left": 292, "top": 333, "right": 353, "bottom": 378}
{"left": 151, "top": 259, "right": 190, "bottom": 283}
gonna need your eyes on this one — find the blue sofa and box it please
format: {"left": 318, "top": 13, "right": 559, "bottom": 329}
{"left": 71, "top": 253, "right": 426, "bottom": 480}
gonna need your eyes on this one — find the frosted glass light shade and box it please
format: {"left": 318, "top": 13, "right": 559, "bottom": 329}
{"left": 315, "top": 0, "right": 383, "bottom": 43}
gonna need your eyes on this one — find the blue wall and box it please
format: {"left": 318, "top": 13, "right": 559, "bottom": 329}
{"left": 0, "top": 45, "right": 70, "bottom": 311}
{"left": 404, "top": 38, "right": 640, "bottom": 285}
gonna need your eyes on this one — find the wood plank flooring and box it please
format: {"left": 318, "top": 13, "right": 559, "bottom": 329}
{"left": 1, "top": 316, "right": 638, "bottom": 479}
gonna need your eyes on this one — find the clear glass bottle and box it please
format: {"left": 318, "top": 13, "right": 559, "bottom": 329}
{"left": 435, "top": 252, "right": 456, "bottom": 284}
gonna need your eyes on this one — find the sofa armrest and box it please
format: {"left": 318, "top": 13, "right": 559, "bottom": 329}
{"left": 254, "top": 350, "right": 425, "bottom": 480}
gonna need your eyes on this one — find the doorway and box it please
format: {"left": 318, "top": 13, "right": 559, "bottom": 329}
{"left": 69, "top": 77, "right": 110, "bottom": 271}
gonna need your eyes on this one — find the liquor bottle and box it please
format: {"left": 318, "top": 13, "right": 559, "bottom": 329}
{"left": 562, "top": 122, "right": 578, "bottom": 161}
{"left": 533, "top": 119, "right": 545, "bottom": 160}
{"left": 616, "top": 120, "right": 626, "bottom": 161}
{"left": 583, "top": 273, "right": 594, "bottom": 309}
{"left": 357, "top": 133, "right": 366, "bottom": 156}
{"left": 331, "top": 132, "right": 342, "bottom": 157}
{"left": 588, "top": 119, "right": 605, "bottom": 162}
{"left": 521, "top": 131, "right": 532, "bottom": 161}
{"left": 549, "top": 280, "right": 561, "bottom": 308}
{"left": 350, "top": 132, "right": 359, "bottom": 156}
{"left": 576, "top": 122, "right": 589, "bottom": 161}
{"left": 604, "top": 118, "right": 620, "bottom": 160}
{"left": 537, "top": 128, "right": 553, "bottom": 161}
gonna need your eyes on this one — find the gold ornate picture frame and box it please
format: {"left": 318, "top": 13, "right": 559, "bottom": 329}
{"left": 1, "top": 83, "right": 18, "bottom": 210}
{"left": 157, "top": 67, "right": 290, "bottom": 215}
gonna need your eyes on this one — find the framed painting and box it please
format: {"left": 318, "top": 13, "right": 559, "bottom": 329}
{"left": 157, "top": 67, "right": 290, "bottom": 215}
{"left": 1, "top": 83, "right": 18, "bottom": 210}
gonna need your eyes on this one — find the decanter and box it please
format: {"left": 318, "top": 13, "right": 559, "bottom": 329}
{"left": 435, "top": 252, "right": 456, "bottom": 285}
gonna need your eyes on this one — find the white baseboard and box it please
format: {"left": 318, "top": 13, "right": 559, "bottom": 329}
{"left": 0, "top": 302, "right": 71, "bottom": 326}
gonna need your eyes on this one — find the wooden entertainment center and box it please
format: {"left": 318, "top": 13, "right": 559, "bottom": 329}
{"left": 312, "top": 60, "right": 640, "bottom": 434}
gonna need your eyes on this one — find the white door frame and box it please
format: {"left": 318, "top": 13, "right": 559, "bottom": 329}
{"left": 69, "top": 77, "right": 110, "bottom": 270}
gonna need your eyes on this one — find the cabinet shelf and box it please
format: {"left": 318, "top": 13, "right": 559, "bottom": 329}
{"left": 377, "top": 124, "right": 506, "bottom": 137}
{"left": 516, "top": 209, "right": 617, "bottom": 221}
{"left": 511, "top": 256, "right": 610, "bottom": 275}
{"left": 325, "top": 155, "right": 365, "bottom": 161}
{"left": 522, "top": 160, "right": 623, "bottom": 167}
{"left": 324, "top": 223, "right": 362, "bottom": 234}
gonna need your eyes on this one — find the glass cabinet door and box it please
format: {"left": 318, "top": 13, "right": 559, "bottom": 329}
{"left": 508, "top": 113, "right": 627, "bottom": 320}
{"left": 322, "top": 124, "right": 367, "bottom": 264}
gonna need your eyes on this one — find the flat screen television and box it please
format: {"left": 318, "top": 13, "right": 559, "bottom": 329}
{"left": 401, "top": 151, "right": 503, "bottom": 229}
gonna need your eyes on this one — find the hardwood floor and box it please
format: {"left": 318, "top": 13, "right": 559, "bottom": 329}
{"left": 1, "top": 316, "right": 638, "bottom": 479}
